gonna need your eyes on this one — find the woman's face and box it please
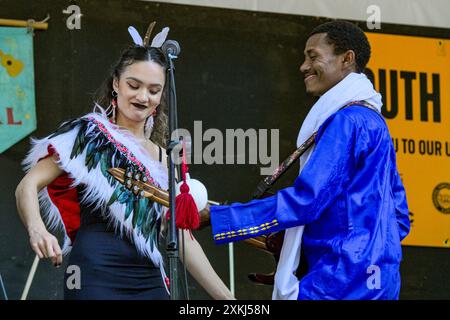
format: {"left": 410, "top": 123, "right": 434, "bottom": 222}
{"left": 113, "top": 60, "right": 165, "bottom": 124}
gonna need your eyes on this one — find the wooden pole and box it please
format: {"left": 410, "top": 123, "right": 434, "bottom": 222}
{"left": 0, "top": 18, "right": 49, "bottom": 30}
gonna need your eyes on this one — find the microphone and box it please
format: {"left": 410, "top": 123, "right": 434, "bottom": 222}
{"left": 162, "top": 40, "right": 181, "bottom": 57}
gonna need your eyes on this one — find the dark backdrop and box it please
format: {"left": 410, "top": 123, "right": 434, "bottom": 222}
{"left": 0, "top": 0, "right": 449, "bottom": 300}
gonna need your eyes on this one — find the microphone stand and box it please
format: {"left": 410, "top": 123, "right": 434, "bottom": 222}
{"left": 165, "top": 48, "right": 181, "bottom": 300}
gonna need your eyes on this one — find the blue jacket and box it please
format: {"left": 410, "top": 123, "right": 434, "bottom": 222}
{"left": 210, "top": 105, "right": 410, "bottom": 300}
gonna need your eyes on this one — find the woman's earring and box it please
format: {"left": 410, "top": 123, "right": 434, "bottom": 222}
{"left": 151, "top": 105, "right": 159, "bottom": 117}
{"left": 144, "top": 116, "right": 154, "bottom": 139}
{"left": 111, "top": 90, "right": 118, "bottom": 124}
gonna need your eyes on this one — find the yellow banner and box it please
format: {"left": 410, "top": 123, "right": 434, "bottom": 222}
{"left": 366, "top": 33, "right": 449, "bottom": 248}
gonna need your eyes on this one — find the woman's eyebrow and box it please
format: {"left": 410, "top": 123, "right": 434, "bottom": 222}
{"left": 126, "top": 77, "right": 162, "bottom": 87}
{"left": 126, "top": 76, "right": 144, "bottom": 83}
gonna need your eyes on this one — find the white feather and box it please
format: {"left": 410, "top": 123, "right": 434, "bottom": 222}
{"left": 144, "top": 116, "right": 154, "bottom": 139}
{"left": 128, "top": 26, "right": 143, "bottom": 46}
{"left": 151, "top": 27, "right": 169, "bottom": 48}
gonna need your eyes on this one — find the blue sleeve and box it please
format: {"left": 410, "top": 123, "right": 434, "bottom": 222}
{"left": 210, "top": 112, "right": 358, "bottom": 244}
{"left": 392, "top": 168, "right": 410, "bottom": 241}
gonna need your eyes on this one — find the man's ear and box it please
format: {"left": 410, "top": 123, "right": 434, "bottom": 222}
{"left": 342, "top": 50, "right": 356, "bottom": 71}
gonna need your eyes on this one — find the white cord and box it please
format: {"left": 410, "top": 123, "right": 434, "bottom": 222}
{"left": 20, "top": 255, "right": 40, "bottom": 300}
{"left": 228, "top": 242, "right": 235, "bottom": 296}
{"left": 0, "top": 273, "right": 8, "bottom": 300}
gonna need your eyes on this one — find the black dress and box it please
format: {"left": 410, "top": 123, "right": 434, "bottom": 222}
{"left": 63, "top": 196, "right": 169, "bottom": 300}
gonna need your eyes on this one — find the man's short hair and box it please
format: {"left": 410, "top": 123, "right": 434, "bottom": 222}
{"left": 309, "top": 20, "right": 371, "bottom": 73}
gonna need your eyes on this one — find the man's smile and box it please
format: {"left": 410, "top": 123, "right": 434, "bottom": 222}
{"left": 304, "top": 74, "right": 317, "bottom": 82}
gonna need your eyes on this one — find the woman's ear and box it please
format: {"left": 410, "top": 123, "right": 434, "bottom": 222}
{"left": 113, "top": 77, "right": 119, "bottom": 93}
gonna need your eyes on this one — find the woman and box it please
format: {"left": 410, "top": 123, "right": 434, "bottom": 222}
{"left": 15, "top": 25, "right": 234, "bottom": 300}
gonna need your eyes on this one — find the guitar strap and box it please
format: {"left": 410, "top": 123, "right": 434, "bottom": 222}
{"left": 252, "top": 100, "right": 380, "bottom": 199}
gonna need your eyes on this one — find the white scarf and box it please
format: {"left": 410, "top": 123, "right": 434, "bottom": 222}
{"left": 272, "top": 72, "right": 383, "bottom": 300}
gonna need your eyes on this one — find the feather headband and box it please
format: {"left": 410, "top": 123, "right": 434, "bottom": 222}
{"left": 128, "top": 21, "right": 169, "bottom": 48}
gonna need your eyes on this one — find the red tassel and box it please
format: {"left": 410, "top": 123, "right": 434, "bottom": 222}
{"left": 172, "top": 140, "right": 200, "bottom": 235}
{"left": 175, "top": 181, "right": 200, "bottom": 230}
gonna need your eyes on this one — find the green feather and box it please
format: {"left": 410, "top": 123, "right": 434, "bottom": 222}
{"left": 132, "top": 203, "right": 139, "bottom": 229}
{"left": 131, "top": 197, "right": 140, "bottom": 222}
{"left": 70, "top": 124, "right": 87, "bottom": 159}
{"left": 125, "top": 197, "right": 134, "bottom": 221}
{"left": 135, "top": 198, "right": 147, "bottom": 235}
{"left": 107, "top": 186, "right": 122, "bottom": 206}
{"left": 85, "top": 141, "right": 97, "bottom": 170}
{"left": 49, "top": 118, "right": 80, "bottom": 139}
{"left": 100, "top": 150, "right": 109, "bottom": 176}
{"left": 136, "top": 197, "right": 148, "bottom": 229}
{"left": 101, "top": 147, "right": 116, "bottom": 185}
{"left": 118, "top": 189, "right": 130, "bottom": 204}
{"left": 90, "top": 147, "right": 103, "bottom": 170}
{"left": 142, "top": 203, "right": 157, "bottom": 249}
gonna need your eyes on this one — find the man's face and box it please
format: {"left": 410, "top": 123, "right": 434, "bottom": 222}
{"left": 300, "top": 33, "right": 349, "bottom": 96}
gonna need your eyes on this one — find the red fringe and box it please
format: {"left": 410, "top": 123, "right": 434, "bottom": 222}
{"left": 175, "top": 181, "right": 199, "bottom": 231}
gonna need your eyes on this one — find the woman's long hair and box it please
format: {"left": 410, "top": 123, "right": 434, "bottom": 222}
{"left": 94, "top": 45, "right": 169, "bottom": 148}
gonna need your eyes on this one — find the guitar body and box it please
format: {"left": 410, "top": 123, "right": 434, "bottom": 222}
{"left": 246, "top": 230, "right": 308, "bottom": 286}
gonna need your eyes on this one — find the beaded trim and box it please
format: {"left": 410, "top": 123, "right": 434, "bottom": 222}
{"left": 214, "top": 219, "right": 279, "bottom": 241}
{"left": 89, "top": 117, "right": 161, "bottom": 188}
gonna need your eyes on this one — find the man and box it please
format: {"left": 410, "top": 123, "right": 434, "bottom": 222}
{"left": 205, "top": 20, "right": 410, "bottom": 300}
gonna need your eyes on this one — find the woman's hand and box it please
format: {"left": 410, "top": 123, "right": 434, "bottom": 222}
{"left": 28, "top": 226, "right": 63, "bottom": 267}
{"left": 15, "top": 155, "right": 64, "bottom": 268}
{"left": 178, "top": 228, "right": 235, "bottom": 300}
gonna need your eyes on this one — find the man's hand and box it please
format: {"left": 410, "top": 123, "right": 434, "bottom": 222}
{"left": 198, "top": 203, "right": 211, "bottom": 229}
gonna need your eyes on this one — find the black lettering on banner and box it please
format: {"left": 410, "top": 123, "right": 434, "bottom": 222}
{"left": 366, "top": 68, "right": 442, "bottom": 123}
{"left": 389, "top": 70, "right": 399, "bottom": 118}
{"left": 374, "top": 69, "right": 400, "bottom": 119}
{"left": 365, "top": 67, "right": 375, "bottom": 84}
{"left": 435, "top": 141, "right": 442, "bottom": 155}
{"left": 418, "top": 140, "right": 442, "bottom": 156}
{"left": 394, "top": 138, "right": 449, "bottom": 157}
{"left": 392, "top": 138, "right": 398, "bottom": 152}
{"left": 402, "top": 138, "right": 415, "bottom": 154}
{"left": 378, "top": 69, "right": 388, "bottom": 116}
{"left": 420, "top": 73, "right": 441, "bottom": 122}
{"left": 400, "top": 71, "right": 416, "bottom": 120}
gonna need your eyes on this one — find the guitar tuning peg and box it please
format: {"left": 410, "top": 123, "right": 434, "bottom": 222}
{"left": 125, "top": 165, "right": 134, "bottom": 177}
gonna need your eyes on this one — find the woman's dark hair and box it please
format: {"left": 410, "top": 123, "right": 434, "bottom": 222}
{"left": 309, "top": 20, "right": 371, "bottom": 73}
{"left": 95, "top": 45, "right": 168, "bottom": 147}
